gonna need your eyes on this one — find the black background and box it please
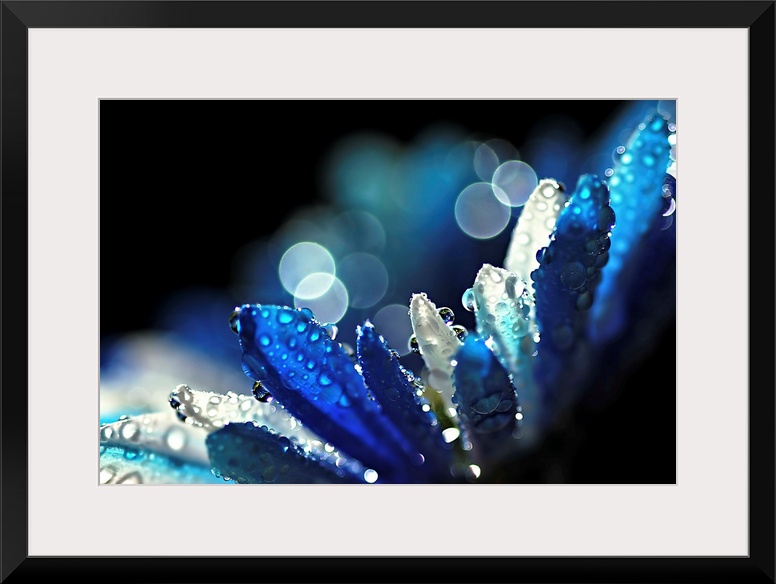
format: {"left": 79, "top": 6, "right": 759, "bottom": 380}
{"left": 100, "top": 100, "right": 676, "bottom": 483}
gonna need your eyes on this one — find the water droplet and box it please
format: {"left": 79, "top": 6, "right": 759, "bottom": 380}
{"left": 576, "top": 291, "right": 593, "bottom": 311}
{"left": 462, "top": 288, "right": 477, "bottom": 312}
{"left": 120, "top": 422, "right": 140, "bottom": 442}
{"left": 595, "top": 252, "right": 609, "bottom": 269}
{"left": 100, "top": 426, "right": 115, "bottom": 442}
{"left": 278, "top": 311, "right": 294, "bottom": 324}
{"left": 364, "top": 469, "right": 378, "bottom": 483}
{"left": 229, "top": 309, "right": 241, "bottom": 334}
{"left": 323, "top": 323, "right": 338, "bottom": 340}
{"left": 452, "top": 325, "right": 468, "bottom": 341}
{"left": 278, "top": 436, "right": 291, "bottom": 453}
{"left": 262, "top": 466, "right": 278, "bottom": 483}
{"left": 560, "top": 262, "right": 586, "bottom": 290}
{"left": 259, "top": 334, "right": 271, "bottom": 347}
{"left": 598, "top": 206, "right": 616, "bottom": 231}
{"left": 165, "top": 427, "right": 187, "bottom": 451}
{"left": 252, "top": 381, "right": 272, "bottom": 403}
{"left": 438, "top": 307, "right": 455, "bottom": 325}
{"left": 409, "top": 335, "right": 420, "bottom": 355}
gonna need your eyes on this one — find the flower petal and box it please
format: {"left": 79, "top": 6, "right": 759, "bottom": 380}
{"left": 99, "top": 411, "right": 223, "bottom": 484}
{"left": 503, "top": 178, "right": 568, "bottom": 298}
{"left": 234, "top": 304, "right": 426, "bottom": 481}
{"left": 463, "top": 264, "right": 541, "bottom": 445}
{"left": 167, "top": 384, "right": 321, "bottom": 449}
{"left": 590, "top": 113, "right": 672, "bottom": 342}
{"left": 100, "top": 411, "right": 209, "bottom": 464}
{"left": 532, "top": 174, "right": 614, "bottom": 398}
{"left": 206, "top": 422, "right": 364, "bottom": 484}
{"left": 452, "top": 335, "right": 520, "bottom": 467}
{"left": 408, "top": 292, "right": 461, "bottom": 409}
{"left": 356, "top": 322, "right": 453, "bottom": 481}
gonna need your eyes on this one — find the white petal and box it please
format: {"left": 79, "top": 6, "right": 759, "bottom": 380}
{"left": 503, "top": 178, "right": 568, "bottom": 297}
{"left": 408, "top": 293, "right": 461, "bottom": 408}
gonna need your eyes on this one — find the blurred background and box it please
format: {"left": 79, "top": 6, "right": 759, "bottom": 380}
{"left": 100, "top": 99, "right": 676, "bottom": 483}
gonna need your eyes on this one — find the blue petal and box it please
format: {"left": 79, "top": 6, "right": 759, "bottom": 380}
{"left": 532, "top": 174, "right": 613, "bottom": 398}
{"left": 234, "top": 304, "right": 427, "bottom": 482}
{"left": 452, "top": 335, "right": 520, "bottom": 463}
{"left": 206, "top": 422, "right": 364, "bottom": 484}
{"left": 356, "top": 322, "right": 453, "bottom": 481}
{"left": 590, "top": 113, "right": 673, "bottom": 342}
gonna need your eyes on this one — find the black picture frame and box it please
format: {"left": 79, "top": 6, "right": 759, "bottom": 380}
{"left": 1, "top": 2, "right": 773, "bottom": 583}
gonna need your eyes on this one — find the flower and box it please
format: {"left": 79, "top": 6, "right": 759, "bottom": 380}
{"left": 99, "top": 104, "right": 676, "bottom": 484}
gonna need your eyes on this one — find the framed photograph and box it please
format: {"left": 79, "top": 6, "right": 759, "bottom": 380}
{"left": 3, "top": 1, "right": 773, "bottom": 582}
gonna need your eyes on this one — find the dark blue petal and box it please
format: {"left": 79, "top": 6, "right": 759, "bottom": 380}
{"left": 534, "top": 174, "right": 613, "bottom": 352}
{"left": 452, "top": 335, "right": 519, "bottom": 464}
{"left": 206, "top": 422, "right": 364, "bottom": 484}
{"left": 234, "top": 304, "right": 425, "bottom": 482}
{"left": 531, "top": 174, "right": 613, "bottom": 413}
{"left": 356, "top": 322, "right": 453, "bottom": 481}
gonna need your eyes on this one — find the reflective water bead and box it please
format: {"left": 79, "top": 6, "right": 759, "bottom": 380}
{"left": 438, "top": 307, "right": 455, "bottom": 325}
{"left": 252, "top": 381, "right": 272, "bottom": 402}
{"left": 462, "top": 288, "right": 477, "bottom": 312}
{"left": 452, "top": 325, "right": 468, "bottom": 341}
{"left": 120, "top": 422, "right": 140, "bottom": 442}
{"left": 229, "top": 308, "right": 241, "bottom": 334}
{"left": 662, "top": 197, "right": 676, "bottom": 217}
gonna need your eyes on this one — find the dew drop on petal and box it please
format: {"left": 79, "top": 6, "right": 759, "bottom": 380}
{"left": 120, "top": 422, "right": 140, "bottom": 442}
{"left": 438, "top": 307, "right": 455, "bottom": 325}
{"left": 462, "top": 288, "right": 477, "bottom": 312}
{"left": 164, "top": 427, "right": 187, "bottom": 451}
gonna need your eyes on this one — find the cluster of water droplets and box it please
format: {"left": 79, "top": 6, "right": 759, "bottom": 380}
{"left": 532, "top": 174, "right": 615, "bottom": 356}
{"left": 462, "top": 264, "right": 536, "bottom": 373}
{"left": 99, "top": 413, "right": 221, "bottom": 484}
{"left": 168, "top": 382, "right": 354, "bottom": 463}
{"left": 100, "top": 412, "right": 208, "bottom": 463}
